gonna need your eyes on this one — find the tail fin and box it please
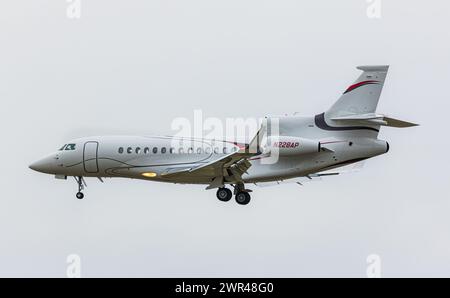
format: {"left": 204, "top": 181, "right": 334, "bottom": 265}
{"left": 326, "top": 65, "right": 389, "bottom": 118}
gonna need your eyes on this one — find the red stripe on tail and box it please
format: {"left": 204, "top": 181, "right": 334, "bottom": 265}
{"left": 344, "top": 80, "right": 380, "bottom": 94}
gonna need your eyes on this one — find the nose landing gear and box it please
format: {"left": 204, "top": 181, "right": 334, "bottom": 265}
{"left": 74, "top": 176, "right": 86, "bottom": 200}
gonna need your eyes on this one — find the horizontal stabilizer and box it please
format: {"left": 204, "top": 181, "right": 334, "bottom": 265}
{"left": 331, "top": 113, "right": 418, "bottom": 128}
{"left": 357, "top": 65, "right": 390, "bottom": 72}
{"left": 383, "top": 116, "right": 419, "bottom": 128}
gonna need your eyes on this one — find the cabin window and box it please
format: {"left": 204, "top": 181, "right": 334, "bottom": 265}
{"left": 161, "top": 147, "right": 166, "bottom": 154}
{"left": 152, "top": 147, "right": 158, "bottom": 154}
{"left": 127, "top": 147, "right": 133, "bottom": 154}
{"left": 170, "top": 147, "right": 175, "bottom": 154}
{"left": 144, "top": 147, "right": 150, "bottom": 154}
{"left": 136, "top": 147, "right": 141, "bottom": 154}
{"left": 178, "top": 148, "right": 184, "bottom": 154}
{"left": 65, "top": 144, "right": 76, "bottom": 151}
{"left": 223, "top": 147, "right": 228, "bottom": 154}
{"left": 118, "top": 147, "right": 124, "bottom": 154}
{"left": 197, "top": 147, "right": 203, "bottom": 154}
{"left": 188, "top": 147, "right": 193, "bottom": 154}
{"left": 214, "top": 147, "right": 219, "bottom": 154}
{"left": 205, "top": 147, "right": 211, "bottom": 154}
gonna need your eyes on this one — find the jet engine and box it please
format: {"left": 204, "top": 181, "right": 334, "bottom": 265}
{"left": 264, "top": 136, "right": 321, "bottom": 156}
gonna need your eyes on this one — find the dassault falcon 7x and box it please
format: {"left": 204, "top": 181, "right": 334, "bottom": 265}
{"left": 29, "top": 66, "right": 417, "bottom": 205}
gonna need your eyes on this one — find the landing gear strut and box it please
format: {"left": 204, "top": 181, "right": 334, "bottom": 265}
{"left": 74, "top": 176, "right": 86, "bottom": 200}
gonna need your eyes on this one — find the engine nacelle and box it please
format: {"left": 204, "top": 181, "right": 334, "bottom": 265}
{"left": 264, "top": 136, "right": 320, "bottom": 156}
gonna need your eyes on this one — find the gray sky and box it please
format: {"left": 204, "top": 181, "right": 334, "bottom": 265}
{"left": 0, "top": 0, "right": 449, "bottom": 277}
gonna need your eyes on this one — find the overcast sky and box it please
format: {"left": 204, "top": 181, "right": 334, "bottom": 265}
{"left": 0, "top": 0, "right": 449, "bottom": 277}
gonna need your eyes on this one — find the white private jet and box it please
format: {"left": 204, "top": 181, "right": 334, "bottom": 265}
{"left": 30, "top": 66, "right": 417, "bottom": 205}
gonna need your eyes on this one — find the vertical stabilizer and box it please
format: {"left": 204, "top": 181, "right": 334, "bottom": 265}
{"left": 326, "top": 65, "right": 389, "bottom": 118}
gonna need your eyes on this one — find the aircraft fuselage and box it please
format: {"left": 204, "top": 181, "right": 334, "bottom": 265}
{"left": 30, "top": 116, "right": 389, "bottom": 185}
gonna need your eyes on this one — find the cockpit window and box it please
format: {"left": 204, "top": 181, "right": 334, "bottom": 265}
{"left": 65, "top": 144, "right": 76, "bottom": 151}
{"left": 58, "top": 144, "right": 67, "bottom": 151}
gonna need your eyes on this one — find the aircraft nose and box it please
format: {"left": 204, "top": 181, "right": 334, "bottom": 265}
{"left": 29, "top": 159, "right": 45, "bottom": 172}
{"left": 29, "top": 155, "right": 57, "bottom": 174}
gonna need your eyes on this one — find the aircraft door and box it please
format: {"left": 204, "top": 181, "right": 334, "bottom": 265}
{"left": 83, "top": 141, "right": 99, "bottom": 173}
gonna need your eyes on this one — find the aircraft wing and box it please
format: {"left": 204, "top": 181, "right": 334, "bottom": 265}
{"left": 253, "top": 160, "right": 366, "bottom": 187}
{"left": 160, "top": 150, "right": 258, "bottom": 187}
{"left": 160, "top": 126, "right": 264, "bottom": 189}
{"left": 196, "top": 151, "right": 259, "bottom": 189}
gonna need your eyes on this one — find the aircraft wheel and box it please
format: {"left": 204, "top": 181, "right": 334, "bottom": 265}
{"left": 216, "top": 188, "right": 232, "bottom": 202}
{"left": 76, "top": 192, "right": 84, "bottom": 200}
{"left": 235, "top": 192, "right": 251, "bottom": 205}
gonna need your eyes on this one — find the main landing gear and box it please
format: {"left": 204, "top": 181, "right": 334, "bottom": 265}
{"left": 216, "top": 184, "right": 251, "bottom": 205}
{"left": 235, "top": 191, "right": 251, "bottom": 205}
{"left": 216, "top": 188, "right": 233, "bottom": 202}
{"left": 74, "top": 176, "right": 86, "bottom": 200}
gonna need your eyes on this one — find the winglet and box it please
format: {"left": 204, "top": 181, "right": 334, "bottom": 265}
{"left": 242, "top": 125, "right": 264, "bottom": 155}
